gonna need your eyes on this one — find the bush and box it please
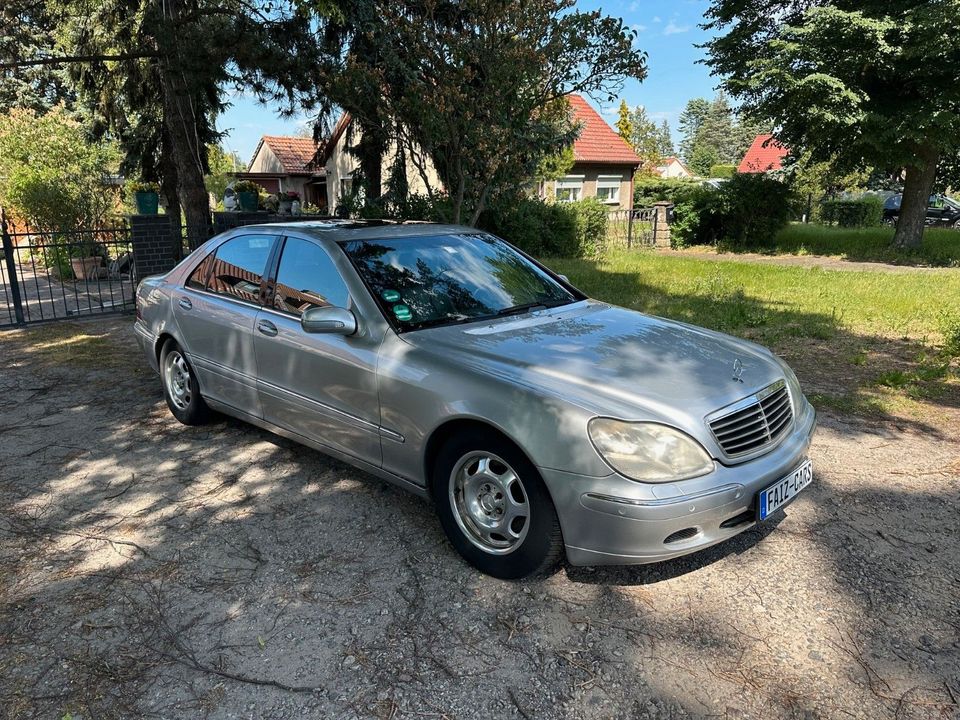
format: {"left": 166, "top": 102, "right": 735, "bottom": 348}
{"left": 709, "top": 164, "right": 737, "bottom": 179}
{"left": 633, "top": 176, "right": 701, "bottom": 207}
{"left": 673, "top": 173, "right": 794, "bottom": 249}
{"left": 820, "top": 197, "right": 884, "bottom": 227}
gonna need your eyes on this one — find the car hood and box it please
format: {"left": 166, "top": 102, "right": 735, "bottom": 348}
{"left": 402, "top": 300, "right": 785, "bottom": 423}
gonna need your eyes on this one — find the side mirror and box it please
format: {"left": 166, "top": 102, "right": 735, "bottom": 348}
{"left": 301, "top": 306, "right": 357, "bottom": 335}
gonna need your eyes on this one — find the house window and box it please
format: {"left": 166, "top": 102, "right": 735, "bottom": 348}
{"left": 555, "top": 176, "right": 584, "bottom": 203}
{"left": 596, "top": 175, "right": 622, "bottom": 204}
{"left": 340, "top": 176, "right": 353, "bottom": 199}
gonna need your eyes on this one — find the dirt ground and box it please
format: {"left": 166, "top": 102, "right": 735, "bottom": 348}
{"left": 1, "top": 317, "right": 958, "bottom": 720}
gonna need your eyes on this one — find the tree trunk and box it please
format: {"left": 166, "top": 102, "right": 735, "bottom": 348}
{"left": 158, "top": 0, "right": 210, "bottom": 247}
{"left": 893, "top": 146, "right": 939, "bottom": 249}
{"left": 159, "top": 125, "right": 183, "bottom": 260}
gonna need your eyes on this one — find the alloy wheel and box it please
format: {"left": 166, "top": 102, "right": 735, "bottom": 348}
{"left": 163, "top": 350, "right": 192, "bottom": 411}
{"left": 449, "top": 451, "right": 530, "bottom": 555}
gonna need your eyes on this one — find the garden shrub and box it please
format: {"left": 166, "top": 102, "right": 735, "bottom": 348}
{"left": 709, "top": 164, "right": 737, "bottom": 179}
{"left": 633, "top": 176, "right": 701, "bottom": 207}
{"left": 820, "top": 197, "right": 884, "bottom": 228}
{"left": 672, "top": 173, "right": 794, "bottom": 249}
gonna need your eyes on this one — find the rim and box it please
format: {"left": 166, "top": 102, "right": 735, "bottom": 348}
{"left": 163, "top": 350, "right": 192, "bottom": 411}
{"left": 449, "top": 451, "right": 530, "bottom": 555}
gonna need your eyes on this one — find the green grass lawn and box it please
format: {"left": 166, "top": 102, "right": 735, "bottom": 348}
{"left": 766, "top": 224, "right": 960, "bottom": 267}
{"left": 545, "top": 251, "right": 960, "bottom": 423}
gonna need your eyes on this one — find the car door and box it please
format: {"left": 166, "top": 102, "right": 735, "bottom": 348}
{"left": 254, "top": 235, "right": 384, "bottom": 464}
{"left": 174, "top": 233, "right": 279, "bottom": 418}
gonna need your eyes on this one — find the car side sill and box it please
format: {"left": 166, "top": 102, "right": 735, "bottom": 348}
{"left": 203, "top": 397, "right": 429, "bottom": 499}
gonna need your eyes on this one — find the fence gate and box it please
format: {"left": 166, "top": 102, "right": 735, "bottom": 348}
{"left": 0, "top": 211, "right": 138, "bottom": 328}
{"left": 605, "top": 207, "right": 658, "bottom": 251}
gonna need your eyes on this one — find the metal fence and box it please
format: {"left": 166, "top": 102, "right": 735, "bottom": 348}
{"left": 0, "top": 215, "right": 138, "bottom": 328}
{"left": 605, "top": 207, "right": 658, "bottom": 251}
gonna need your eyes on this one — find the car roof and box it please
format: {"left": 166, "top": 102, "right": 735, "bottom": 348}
{"left": 247, "top": 219, "right": 474, "bottom": 242}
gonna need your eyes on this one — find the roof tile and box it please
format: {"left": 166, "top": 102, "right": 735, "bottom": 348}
{"left": 568, "top": 95, "right": 641, "bottom": 166}
{"left": 258, "top": 135, "right": 321, "bottom": 174}
{"left": 738, "top": 134, "right": 789, "bottom": 173}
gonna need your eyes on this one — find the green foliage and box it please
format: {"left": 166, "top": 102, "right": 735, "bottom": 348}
{"left": 621, "top": 104, "right": 669, "bottom": 172}
{"left": 673, "top": 174, "right": 795, "bottom": 248}
{"left": 678, "top": 93, "right": 764, "bottom": 173}
{"left": 820, "top": 197, "right": 883, "bottom": 228}
{"left": 205, "top": 145, "right": 245, "bottom": 201}
{"left": 127, "top": 180, "right": 160, "bottom": 194}
{"left": 232, "top": 180, "right": 264, "bottom": 194}
{"left": 322, "top": 0, "right": 648, "bottom": 225}
{"left": 535, "top": 146, "right": 576, "bottom": 182}
{"left": 771, "top": 225, "right": 960, "bottom": 267}
{"left": 633, "top": 177, "right": 701, "bottom": 206}
{"left": 704, "top": 0, "right": 960, "bottom": 247}
{"left": 709, "top": 164, "right": 736, "bottom": 179}
{"left": 571, "top": 197, "right": 609, "bottom": 258}
{"left": 0, "top": 106, "right": 120, "bottom": 232}
{"left": 615, "top": 100, "right": 633, "bottom": 145}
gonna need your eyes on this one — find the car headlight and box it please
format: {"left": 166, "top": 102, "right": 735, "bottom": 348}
{"left": 588, "top": 418, "right": 714, "bottom": 482}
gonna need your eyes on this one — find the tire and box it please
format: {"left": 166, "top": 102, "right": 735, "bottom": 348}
{"left": 159, "top": 339, "right": 211, "bottom": 425}
{"left": 431, "top": 430, "right": 563, "bottom": 579}
{"left": 883, "top": 215, "right": 898, "bottom": 227}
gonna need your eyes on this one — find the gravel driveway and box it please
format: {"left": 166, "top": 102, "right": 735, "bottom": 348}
{"left": 1, "top": 318, "right": 958, "bottom": 720}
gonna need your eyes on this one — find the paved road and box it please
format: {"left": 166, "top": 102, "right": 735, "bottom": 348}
{"left": 0, "top": 319, "right": 958, "bottom": 719}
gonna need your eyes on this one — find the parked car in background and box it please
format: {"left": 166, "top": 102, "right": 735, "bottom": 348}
{"left": 883, "top": 194, "right": 960, "bottom": 228}
{"left": 134, "top": 221, "right": 817, "bottom": 578}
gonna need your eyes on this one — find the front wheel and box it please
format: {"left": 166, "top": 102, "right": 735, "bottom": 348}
{"left": 882, "top": 215, "right": 898, "bottom": 227}
{"left": 432, "top": 431, "right": 563, "bottom": 579}
{"left": 160, "top": 339, "right": 211, "bottom": 425}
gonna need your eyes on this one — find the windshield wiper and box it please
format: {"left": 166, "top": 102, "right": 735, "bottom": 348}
{"left": 495, "top": 299, "right": 571, "bottom": 317}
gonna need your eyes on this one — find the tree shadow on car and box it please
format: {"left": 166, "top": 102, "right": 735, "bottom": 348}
{"left": 562, "top": 510, "right": 787, "bottom": 586}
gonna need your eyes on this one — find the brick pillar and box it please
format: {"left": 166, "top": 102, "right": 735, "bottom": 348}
{"left": 129, "top": 215, "right": 180, "bottom": 279}
{"left": 653, "top": 201, "right": 673, "bottom": 248}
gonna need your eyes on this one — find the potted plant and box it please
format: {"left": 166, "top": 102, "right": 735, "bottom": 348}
{"left": 278, "top": 189, "right": 300, "bottom": 215}
{"left": 129, "top": 180, "right": 161, "bottom": 215}
{"left": 69, "top": 240, "right": 105, "bottom": 281}
{"left": 232, "top": 180, "right": 263, "bottom": 212}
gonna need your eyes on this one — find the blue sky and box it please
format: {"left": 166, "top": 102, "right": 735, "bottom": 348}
{"left": 217, "top": 0, "right": 720, "bottom": 163}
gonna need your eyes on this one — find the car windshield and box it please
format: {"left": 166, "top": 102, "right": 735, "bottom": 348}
{"left": 943, "top": 196, "right": 960, "bottom": 210}
{"left": 341, "top": 233, "right": 579, "bottom": 331}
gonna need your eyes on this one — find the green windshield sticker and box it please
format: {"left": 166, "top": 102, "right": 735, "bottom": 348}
{"left": 381, "top": 289, "right": 401, "bottom": 302}
{"left": 393, "top": 304, "right": 413, "bottom": 321}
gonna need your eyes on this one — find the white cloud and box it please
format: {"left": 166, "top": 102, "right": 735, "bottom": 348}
{"left": 628, "top": 1, "right": 640, "bottom": 10}
{"left": 652, "top": 16, "right": 662, "bottom": 23}
{"left": 631, "top": 23, "right": 648, "bottom": 33}
{"left": 663, "top": 21, "right": 690, "bottom": 35}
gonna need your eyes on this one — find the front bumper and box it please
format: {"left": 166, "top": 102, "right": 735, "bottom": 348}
{"left": 540, "top": 400, "right": 817, "bottom": 566}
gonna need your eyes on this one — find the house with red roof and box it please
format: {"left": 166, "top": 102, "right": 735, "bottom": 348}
{"left": 546, "top": 95, "right": 642, "bottom": 209}
{"left": 238, "top": 135, "right": 328, "bottom": 209}
{"left": 289, "top": 94, "right": 642, "bottom": 212}
{"left": 738, "top": 134, "right": 790, "bottom": 174}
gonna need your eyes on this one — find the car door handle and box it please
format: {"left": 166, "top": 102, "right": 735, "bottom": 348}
{"left": 178, "top": 297, "right": 192, "bottom": 310}
{"left": 257, "top": 319, "right": 278, "bottom": 337}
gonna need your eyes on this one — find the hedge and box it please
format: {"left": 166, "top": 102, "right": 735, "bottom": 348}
{"left": 709, "top": 164, "right": 736, "bottom": 179}
{"left": 634, "top": 176, "right": 701, "bottom": 207}
{"left": 820, "top": 197, "right": 884, "bottom": 228}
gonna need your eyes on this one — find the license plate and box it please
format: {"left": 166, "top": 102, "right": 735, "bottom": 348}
{"left": 758, "top": 460, "right": 813, "bottom": 520}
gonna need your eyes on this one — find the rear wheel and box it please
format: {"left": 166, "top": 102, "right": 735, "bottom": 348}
{"left": 883, "top": 214, "right": 898, "bottom": 227}
{"left": 432, "top": 431, "right": 562, "bottom": 579}
{"left": 160, "top": 339, "right": 211, "bottom": 425}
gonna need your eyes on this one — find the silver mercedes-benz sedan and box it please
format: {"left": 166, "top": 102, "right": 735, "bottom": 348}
{"left": 134, "top": 220, "right": 816, "bottom": 578}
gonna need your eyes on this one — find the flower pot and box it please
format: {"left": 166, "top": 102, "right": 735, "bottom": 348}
{"left": 279, "top": 199, "right": 294, "bottom": 215}
{"left": 237, "top": 191, "right": 259, "bottom": 212}
{"left": 135, "top": 191, "right": 159, "bottom": 215}
{"left": 70, "top": 256, "right": 101, "bottom": 281}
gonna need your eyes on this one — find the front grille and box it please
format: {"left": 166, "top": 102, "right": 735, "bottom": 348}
{"left": 709, "top": 380, "right": 793, "bottom": 457}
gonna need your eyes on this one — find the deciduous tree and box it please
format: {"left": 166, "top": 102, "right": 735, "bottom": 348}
{"left": 704, "top": 0, "right": 960, "bottom": 248}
